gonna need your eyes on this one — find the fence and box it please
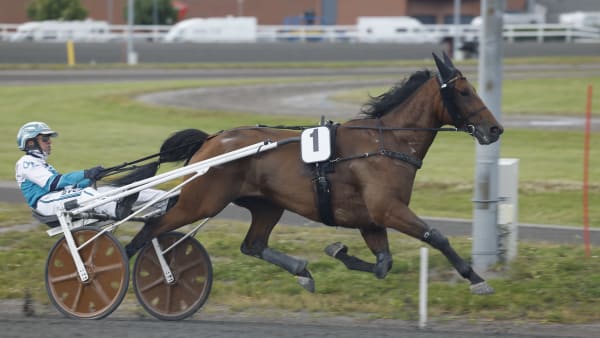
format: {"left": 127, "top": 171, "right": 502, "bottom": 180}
{"left": 1, "top": 23, "right": 599, "bottom": 43}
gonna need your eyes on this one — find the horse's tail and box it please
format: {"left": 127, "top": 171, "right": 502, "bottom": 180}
{"left": 158, "top": 128, "right": 209, "bottom": 164}
{"left": 108, "top": 128, "right": 209, "bottom": 186}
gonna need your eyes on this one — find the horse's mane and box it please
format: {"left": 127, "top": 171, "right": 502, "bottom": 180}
{"left": 360, "top": 70, "right": 433, "bottom": 118}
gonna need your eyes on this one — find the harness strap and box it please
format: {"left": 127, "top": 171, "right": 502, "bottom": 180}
{"left": 314, "top": 168, "right": 335, "bottom": 226}
{"left": 438, "top": 76, "right": 466, "bottom": 128}
{"left": 329, "top": 149, "right": 422, "bottom": 169}
{"left": 312, "top": 121, "right": 338, "bottom": 226}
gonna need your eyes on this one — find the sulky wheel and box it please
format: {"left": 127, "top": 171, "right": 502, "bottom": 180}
{"left": 133, "top": 232, "right": 213, "bottom": 321}
{"left": 45, "top": 227, "right": 129, "bottom": 319}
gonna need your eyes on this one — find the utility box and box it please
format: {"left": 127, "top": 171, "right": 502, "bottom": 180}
{"left": 497, "top": 158, "right": 519, "bottom": 262}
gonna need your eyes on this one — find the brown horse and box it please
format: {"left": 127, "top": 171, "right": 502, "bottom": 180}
{"left": 124, "top": 53, "right": 503, "bottom": 295}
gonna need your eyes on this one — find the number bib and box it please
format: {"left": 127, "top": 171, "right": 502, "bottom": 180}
{"left": 300, "top": 126, "right": 331, "bottom": 163}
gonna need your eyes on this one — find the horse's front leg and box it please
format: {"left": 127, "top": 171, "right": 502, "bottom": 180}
{"left": 422, "top": 228, "right": 493, "bottom": 294}
{"left": 373, "top": 202, "right": 494, "bottom": 295}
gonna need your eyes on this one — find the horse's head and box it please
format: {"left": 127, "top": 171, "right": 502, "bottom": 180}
{"left": 433, "top": 52, "right": 504, "bottom": 145}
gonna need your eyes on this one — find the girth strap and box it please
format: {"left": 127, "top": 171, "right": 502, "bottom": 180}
{"left": 312, "top": 121, "right": 338, "bottom": 227}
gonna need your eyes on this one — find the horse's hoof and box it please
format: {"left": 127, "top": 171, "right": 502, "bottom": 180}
{"left": 297, "top": 276, "right": 315, "bottom": 293}
{"left": 374, "top": 252, "right": 392, "bottom": 279}
{"left": 470, "top": 281, "right": 494, "bottom": 295}
{"left": 324, "top": 242, "right": 347, "bottom": 258}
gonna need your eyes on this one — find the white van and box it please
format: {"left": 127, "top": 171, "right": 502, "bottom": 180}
{"left": 10, "top": 20, "right": 112, "bottom": 42}
{"left": 559, "top": 11, "right": 600, "bottom": 28}
{"left": 357, "top": 16, "right": 437, "bottom": 43}
{"left": 163, "top": 17, "right": 257, "bottom": 43}
{"left": 471, "top": 11, "right": 546, "bottom": 26}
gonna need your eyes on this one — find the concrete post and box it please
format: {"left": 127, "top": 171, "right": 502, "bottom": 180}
{"left": 497, "top": 158, "right": 519, "bottom": 262}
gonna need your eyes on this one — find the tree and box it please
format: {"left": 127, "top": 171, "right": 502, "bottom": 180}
{"left": 124, "top": 0, "right": 177, "bottom": 25}
{"left": 27, "top": 0, "right": 88, "bottom": 21}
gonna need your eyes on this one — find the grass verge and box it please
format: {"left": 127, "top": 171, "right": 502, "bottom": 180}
{"left": 0, "top": 219, "right": 598, "bottom": 323}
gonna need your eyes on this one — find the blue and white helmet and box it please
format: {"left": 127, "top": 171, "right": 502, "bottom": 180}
{"left": 17, "top": 121, "right": 58, "bottom": 151}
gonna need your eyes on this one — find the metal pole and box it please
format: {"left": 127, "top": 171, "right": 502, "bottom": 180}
{"left": 237, "top": 0, "right": 244, "bottom": 16}
{"left": 472, "top": 0, "right": 504, "bottom": 271}
{"left": 127, "top": 0, "right": 137, "bottom": 65}
{"left": 107, "top": 0, "right": 113, "bottom": 23}
{"left": 453, "top": 0, "right": 462, "bottom": 60}
{"left": 153, "top": 0, "right": 158, "bottom": 41}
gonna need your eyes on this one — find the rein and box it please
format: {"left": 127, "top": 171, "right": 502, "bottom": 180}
{"left": 343, "top": 125, "right": 458, "bottom": 132}
{"left": 333, "top": 118, "right": 431, "bottom": 169}
{"left": 99, "top": 139, "right": 206, "bottom": 178}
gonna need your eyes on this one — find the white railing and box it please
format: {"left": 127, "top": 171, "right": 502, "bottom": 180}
{"left": 256, "top": 25, "right": 357, "bottom": 42}
{"left": 108, "top": 24, "right": 171, "bottom": 41}
{"left": 503, "top": 23, "right": 600, "bottom": 43}
{"left": 1, "top": 23, "right": 599, "bottom": 43}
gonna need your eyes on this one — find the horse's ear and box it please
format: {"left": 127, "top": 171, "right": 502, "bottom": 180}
{"left": 442, "top": 51, "right": 457, "bottom": 71}
{"left": 432, "top": 52, "right": 453, "bottom": 82}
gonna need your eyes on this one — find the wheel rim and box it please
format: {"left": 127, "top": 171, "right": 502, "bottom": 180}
{"left": 45, "top": 228, "right": 129, "bottom": 319}
{"left": 134, "top": 233, "right": 212, "bottom": 320}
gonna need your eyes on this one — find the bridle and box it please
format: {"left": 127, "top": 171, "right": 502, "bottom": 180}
{"left": 437, "top": 73, "right": 487, "bottom": 136}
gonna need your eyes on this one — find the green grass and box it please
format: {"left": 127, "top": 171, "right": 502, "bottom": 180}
{"left": 1, "top": 75, "right": 599, "bottom": 227}
{"left": 0, "top": 220, "right": 598, "bottom": 323}
{"left": 0, "top": 203, "right": 32, "bottom": 227}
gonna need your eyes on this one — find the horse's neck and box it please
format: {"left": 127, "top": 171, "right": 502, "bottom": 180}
{"left": 380, "top": 78, "right": 445, "bottom": 160}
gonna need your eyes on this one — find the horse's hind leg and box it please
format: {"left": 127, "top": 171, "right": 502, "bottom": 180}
{"left": 236, "top": 197, "right": 315, "bottom": 292}
{"left": 125, "top": 181, "right": 232, "bottom": 257}
{"left": 325, "top": 225, "right": 392, "bottom": 279}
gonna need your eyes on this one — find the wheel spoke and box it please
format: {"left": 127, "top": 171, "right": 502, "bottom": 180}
{"left": 49, "top": 271, "right": 79, "bottom": 283}
{"left": 163, "top": 282, "right": 172, "bottom": 313}
{"left": 70, "top": 283, "right": 83, "bottom": 311}
{"left": 176, "top": 260, "right": 204, "bottom": 275}
{"left": 94, "top": 262, "right": 124, "bottom": 274}
{"left": 138, "top": 275, "right": 165, "bottom": 293}
{"left": 179, "top": 278, "right": 200, "bottom": 299}
{"left": 145, "top": 251, "right": 161, "bottom": 268}
{"left": 92, "top": 278, "right": 112, "bottom": 306}
{"left": 85, "top": 237, "right": 99, "bottom": 265}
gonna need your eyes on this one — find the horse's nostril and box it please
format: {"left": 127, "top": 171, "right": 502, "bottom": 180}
{"left": 490, "top": 126, "right": 503, "bottom": 135}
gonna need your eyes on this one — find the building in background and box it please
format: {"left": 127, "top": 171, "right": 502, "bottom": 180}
{"left": 0, "top": 0, "right": 597, "bottom": 25}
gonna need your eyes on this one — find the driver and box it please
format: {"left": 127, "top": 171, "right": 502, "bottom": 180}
{"left": 15, "top": 121, "right": 165, "bottom": 222}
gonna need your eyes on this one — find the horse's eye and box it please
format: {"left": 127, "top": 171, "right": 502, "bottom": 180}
{"left": 460, "top": 90, "right": 469, "bottom": 97}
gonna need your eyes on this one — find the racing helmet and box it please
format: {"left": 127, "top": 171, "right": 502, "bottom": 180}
{"left": 17, "top": 121, "right": 58, "bottom": 151}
